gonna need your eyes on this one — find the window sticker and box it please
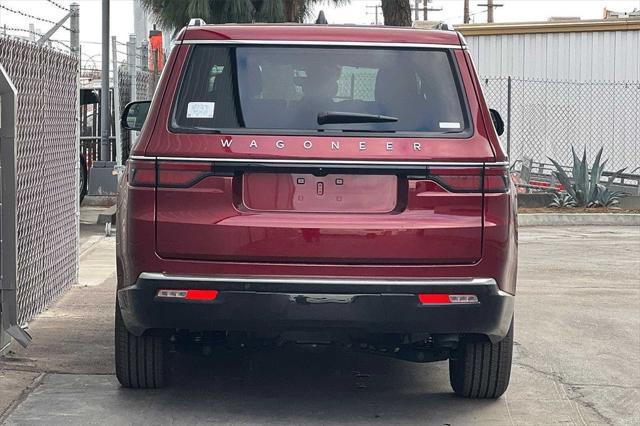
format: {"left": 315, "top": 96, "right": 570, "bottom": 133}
{"left": 439, "top": 122, "right": 462, "bottom": 129}
{"left": 187, "top": 102, "right": 215, "bottom": 118}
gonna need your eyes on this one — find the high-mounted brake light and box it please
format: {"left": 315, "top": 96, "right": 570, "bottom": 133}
{"left": 418, "top": 294, "right": 479, "bottom": 304}
{"left": 157, "top": 289, "right": 219, "bottom": 301}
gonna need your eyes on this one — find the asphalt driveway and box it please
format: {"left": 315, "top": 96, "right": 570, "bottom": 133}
{"left": 1, "top": 226, "right": 638, "bottom": 425}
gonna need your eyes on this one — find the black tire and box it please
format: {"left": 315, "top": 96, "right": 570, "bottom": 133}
{"left": 449, "top": 320, "right": 513, "bottom": 398}
{"left": 115, "top": 301, "right": 167, "bottom": 388}
{"left": 79, "top": 155, "right": 87, "bottom": 203}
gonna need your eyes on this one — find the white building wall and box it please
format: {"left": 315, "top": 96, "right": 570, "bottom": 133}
{"left": 465, "top": 30, "right": 640, "bottom": 82}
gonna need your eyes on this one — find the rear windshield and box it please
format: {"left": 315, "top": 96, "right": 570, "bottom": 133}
{"left": 172, "top": 45, "right": 469, "bottom": 135}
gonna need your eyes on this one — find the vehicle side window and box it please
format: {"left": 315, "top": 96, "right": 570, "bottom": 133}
{"left": 173, "top": 47, "right": 240, "bottom": 129}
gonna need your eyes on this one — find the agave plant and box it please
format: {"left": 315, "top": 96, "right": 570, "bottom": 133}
{"left": 592, "top": 187, "right": 626, "bottom": 208}
{"left": 548, "top": 147, "right": 627, "bottom": 208}
{"left": 548, "top": 192, "right": 576, "bottom": 208}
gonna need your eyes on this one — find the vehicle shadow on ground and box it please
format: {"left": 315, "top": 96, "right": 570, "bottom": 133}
{"left": 115, "top": 346, "right": 507, "bottom": 424}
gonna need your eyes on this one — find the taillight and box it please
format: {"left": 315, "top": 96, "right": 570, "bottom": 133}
{"left": 428, "top": 167, "right": 482, "bottom": 192}
{"left": 157, "top": 161, "right": 213, "bottom": 188}
{"left": 484, "top": 166, "right": 509, "bottom": 193}
{"left": 127, "top": 160, "right": 215, "bottom": 188}
{"left": 128, "top": 159, "right": 156, "bottom": 187}
{"left": 427, "top": 166, "right": 509, "bottom": 193}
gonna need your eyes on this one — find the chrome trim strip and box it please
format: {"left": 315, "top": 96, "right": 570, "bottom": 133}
{"left": 139, "top": 273, "right": 497, "bottom": 287}
{"left": 129, "top": 155, "right": 508, "bottom": 167}
{"left": 179, "top": 39, "right": 464, "bottom": 49}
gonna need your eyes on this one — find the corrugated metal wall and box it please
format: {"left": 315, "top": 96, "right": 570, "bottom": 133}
{"left": 466, "top": 30, "right": 640, "bottom": 81}
{"left": 463, "top": 28, "right": 640, "bottom": 171}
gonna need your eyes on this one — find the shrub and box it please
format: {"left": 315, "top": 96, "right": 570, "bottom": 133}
{"left": 548, "top": 147, "right": 626, "bottom": 208}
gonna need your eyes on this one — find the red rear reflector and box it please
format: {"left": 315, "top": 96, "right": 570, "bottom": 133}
{"left": 418, "top": 294, "right": 478, "bottom": 304}
{"left": 185, "top": 289, "right": 219, "bottom": 300}
{"left": 418, "top": 294, "right": 450, "bottom": 304}
{"left": 157, "top": 289, "right": 218, "bottom": 301}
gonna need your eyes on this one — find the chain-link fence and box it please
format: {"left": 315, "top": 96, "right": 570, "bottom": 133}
{"left": 481, "top": 77, "right": 640, "bottom": 171}
{"left": 118, "top": 66, "right": 151, "bottom": 161}
{"left": 0, "top": 36, "right": 79, "bottom": 325}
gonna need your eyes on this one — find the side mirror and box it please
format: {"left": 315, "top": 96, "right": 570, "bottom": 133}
{"left": 121, "top": 101, "right": 151, "bottom": 131}
{"left": 489, "top": 108, "right": 504, "bottom": 136}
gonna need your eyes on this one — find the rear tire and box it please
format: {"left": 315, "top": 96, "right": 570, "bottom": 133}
{"left": 449, "top": 320, "right": 513, "bottom": 398}
{"left": 115, "top": 301, "right": 167, "bottom": 388}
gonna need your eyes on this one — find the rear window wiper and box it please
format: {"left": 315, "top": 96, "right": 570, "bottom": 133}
{"left": 317, "top": 111, "right": 399, "bottom": 125}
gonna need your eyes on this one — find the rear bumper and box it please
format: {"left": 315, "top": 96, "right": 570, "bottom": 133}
{"left": 118, "top": 273, "right": 514, "bottom": 343}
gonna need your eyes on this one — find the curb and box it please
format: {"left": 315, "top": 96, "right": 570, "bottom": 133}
{"left": 81, "top": 195, "right": 117, "bottom": 207}
{"left": 519, "top": 213, "right": 640, "bottom": 227}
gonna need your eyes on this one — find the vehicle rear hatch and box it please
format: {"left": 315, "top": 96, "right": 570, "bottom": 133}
{"left": 150, "top": 156, "right": 503, "bottom": 265}
{"left": 148, "top": 41, "right": 501, "bottom": 265}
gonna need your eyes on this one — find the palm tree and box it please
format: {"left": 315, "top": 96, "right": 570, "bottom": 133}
{"left": 140, "top": 0, "right": 349, "bottom": 30}
{"left": 381, "top": 0, "right": 412, "bottom": 26}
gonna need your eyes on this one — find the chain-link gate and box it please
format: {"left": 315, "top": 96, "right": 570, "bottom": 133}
{"left": 0, "top": 37, "right": 79, "bottom": 341}
{"left": 481, "top": 77, "right": 640, "bottom": 171}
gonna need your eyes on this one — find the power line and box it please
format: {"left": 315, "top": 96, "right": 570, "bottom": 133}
{"left": 0, "top": 4, "right": 75, "bottom": 33}
{"left": 45, "top": 0, "right": 71, "bottom": 12}
{"left": 1, "top": 28, "right": 71, "bottom": 50}
{"left": 2, "top": 27, "right": 44, "bottom": 38}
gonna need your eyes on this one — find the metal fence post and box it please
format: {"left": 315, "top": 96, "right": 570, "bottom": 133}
{"left": 112, "top": 36, "right": 122, "bottom": 166}
{"left": 72, "top": 3, "right": 81, "bottom": 291}
{"left": 141, "top": 41, "right": 149, "bottom": 72}
{"left": 127, "top": 35, "right": 137, "bottom": 144}
{"left": 100, "top": 0, "right": 110, "bottom": 162}
{"left": 0, "top": 65, "right": 32, "bottom": 353}
{"left": 140, "top": 40, "right": 149, "bottom": 97}
{"left": 152, "top": 48, "right": 159, "bottom": 94}
{"left": 127, "top": 34, "right": 137, "bottom": 102}
{"left": 69, "top": 3, "right": 80, "bottom": 57}
{"left": 506, "top": 76, "right": 512, "bottom": 161}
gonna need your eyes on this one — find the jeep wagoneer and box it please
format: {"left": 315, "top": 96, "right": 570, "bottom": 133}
{"left": 116, "top": 22, "right": 517, "bottom": 398}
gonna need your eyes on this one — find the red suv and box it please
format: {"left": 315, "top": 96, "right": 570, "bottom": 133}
{"left": 116, "top": 23, "right": 517, "bottom": 398}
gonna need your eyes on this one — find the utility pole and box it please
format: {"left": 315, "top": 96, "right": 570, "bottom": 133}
{"left": 100, "top": 0, "right": 110, "bottom": 162}
{"left": 478, "top": 0, "right": 503, "bottom": 23}
{"left": 366, "top": 4, "right": 381, "bottom": 25}
{"left": 422, "top": 0, "right": 443, "bottom": 21}
{"left": 464, "top": 0, "right": 470, "bottom": 23}
{"left": 414, "top": 0, "right": 420, "bottom": 21}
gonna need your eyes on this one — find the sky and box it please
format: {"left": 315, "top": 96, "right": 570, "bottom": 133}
{"left": 1, "top": 0, "right": 639, "bottom": 67}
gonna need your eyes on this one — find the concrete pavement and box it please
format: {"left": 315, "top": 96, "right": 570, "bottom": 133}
{"left": 1, "top": 226, "right": 638, "bottom": 425}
